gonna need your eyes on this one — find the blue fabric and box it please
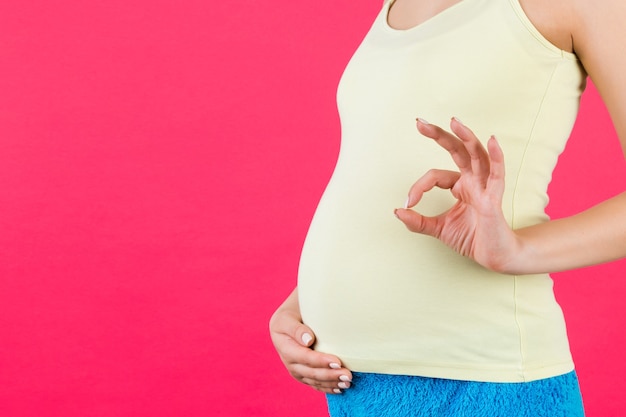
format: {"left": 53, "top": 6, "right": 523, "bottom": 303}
{"left": 326, "top": 371, "right": 584, "bottom": 417}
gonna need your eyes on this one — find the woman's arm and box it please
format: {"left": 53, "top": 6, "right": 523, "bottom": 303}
{"left": 507, "top": 0, "right": 626, "bottom": 274}
{"left": 503, "top": 193, "right": 626, "bottom": 274}
{"left": 395, "top": 0, "right": 626, "bottom": 275}
{"left": 269, "top": 287, "right": 352, "bottom": 394}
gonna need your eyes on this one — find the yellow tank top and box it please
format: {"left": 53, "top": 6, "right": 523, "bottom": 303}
{"left": 298, "top": 0, "right": 586, "bottom": 382}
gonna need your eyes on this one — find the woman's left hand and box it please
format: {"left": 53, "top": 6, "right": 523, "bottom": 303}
{"left": 394, "top": 117, "right": 522, "bottom": 273}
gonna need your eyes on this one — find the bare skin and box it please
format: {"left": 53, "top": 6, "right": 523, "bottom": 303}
{"left": 269, "top": 288, "right": 352, "bottom": 394}
{"left": 270, "top": 0, "right": 626, "bottom": 394}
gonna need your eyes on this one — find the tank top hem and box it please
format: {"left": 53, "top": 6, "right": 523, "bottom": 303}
{"left": 339, "top": 356, "right": 575, "bottom": 383}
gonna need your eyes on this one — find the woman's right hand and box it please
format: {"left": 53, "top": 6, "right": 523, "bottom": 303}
{"left": 269, "top": 288, "right": 352, "bottom": 394}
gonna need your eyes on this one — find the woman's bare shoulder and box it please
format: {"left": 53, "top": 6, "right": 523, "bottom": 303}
{"left": 520, "top": 0, "right": 626, "bottom": 56}
{"left": 518, "top": 0, "right": 576, "bottom": 53}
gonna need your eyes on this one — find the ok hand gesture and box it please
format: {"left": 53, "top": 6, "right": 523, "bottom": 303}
{"left": 394, "top": 117, "right": 522, "bottom": 273}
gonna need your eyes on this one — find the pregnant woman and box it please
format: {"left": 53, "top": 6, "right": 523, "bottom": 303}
{"left": 270, "top": 0, "right": 626, "bottom": 415}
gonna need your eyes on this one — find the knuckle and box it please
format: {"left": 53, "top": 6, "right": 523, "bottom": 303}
{"left": 425, "top": 168, "right": 438, "bottom": 178}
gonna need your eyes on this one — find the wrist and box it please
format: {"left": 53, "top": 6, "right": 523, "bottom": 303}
{"left": 479, "top": 230, "right": 531, "bottom": 275}
{"left": 492, "top": 228, "right": 543, "bottom": 275}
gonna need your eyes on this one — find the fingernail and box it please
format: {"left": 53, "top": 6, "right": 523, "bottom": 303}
{"left": 452, "top": 116, "right": 463, "bottom": 124}
{"left": 403, "top": 197, "right": 409, "bottom": 209}
{"left": 416, "top": 117, "right": 430, "bottom": 125}
{"left": 394, "top": 209, "right": 400, "bottom": 219}
{"left": 301, "top": 333, "right": 313, "bottom": 345}
{"left": 329, "top": 363, "right": 341, "bottom": 369}
{"left": 338, "top": 382, "right": 349, "bottom": 389}
{"left": 333, "top": 388, "right": 342, "bottom": 394}
{"left": 339, "top": 375, "right": 351, "bottom": 382}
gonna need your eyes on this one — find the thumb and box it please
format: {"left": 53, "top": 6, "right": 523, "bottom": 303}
{"left": 294, "top": 323, "right": 316, "bottom": 347}
{"left": 394, "top": 208, "right": 439, "bottom": 237}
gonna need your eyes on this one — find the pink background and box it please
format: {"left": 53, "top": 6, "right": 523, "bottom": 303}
{"left": 1, "top": 1, "right": 625, "bottom": 416}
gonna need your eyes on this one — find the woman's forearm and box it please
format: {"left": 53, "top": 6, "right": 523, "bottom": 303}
{"left": 270, "top": 287, "right": 301, "bottom": 323}
{"left": 503, "top": 191, "right": 626, "bottom": 275}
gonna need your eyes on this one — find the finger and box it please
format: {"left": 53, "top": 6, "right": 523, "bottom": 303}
{"left": 299, "top": 375, "right": 339, "bottom": 394}
{"left": 291, "top": 361, "right": 353, "bottom": 393}
{"left": 405, "top": 169, "right": 461, "bottom": 208}
{"left": 486, "top": 135, "right": 505, "bottom": 198}
{"left": 278, "top": 337, "right": 353, "bottom": 391}
{"left": 300, "top": 373, "right": 350, "bottom": 394}
{"left": 296, "top": 364, "right": 352, "bottom": 386}
{"left": 300, "top": 373, "right": 352, "bottom": 394}
{"left": 416, "top": 118, "right": 471, "bottom": 173}
{"left": 450, "top": 117, "right": 490, "bottom": 181}
{"left": 278, "top": 332, "right": 346, "bottom": 374}
{"left": 395, "top": 207, "right": 443, "bottom": 237}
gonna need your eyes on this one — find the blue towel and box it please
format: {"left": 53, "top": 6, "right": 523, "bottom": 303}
{"left": 327, "top": 371, "right": 584, "bottom": 416}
